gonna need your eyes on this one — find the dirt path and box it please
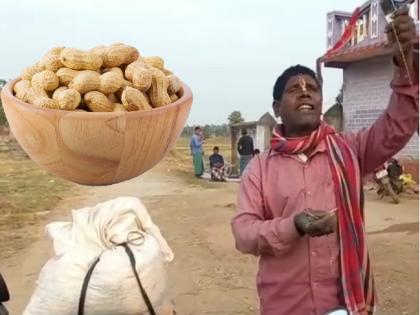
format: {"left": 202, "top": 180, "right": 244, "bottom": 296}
{"left": 1, "top": 167, "right": 418, "bottom": 314}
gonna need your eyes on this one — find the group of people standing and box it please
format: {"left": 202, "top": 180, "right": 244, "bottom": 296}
{"left": 189, "top": 127, "right": 258, "bottom": 180}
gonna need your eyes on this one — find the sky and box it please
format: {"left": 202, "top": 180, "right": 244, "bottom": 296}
{"left": 0, "top": 0, "right": 362, "bottom": 125}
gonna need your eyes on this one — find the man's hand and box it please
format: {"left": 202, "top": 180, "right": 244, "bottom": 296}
{"left": 385, "top": 6, "right": 416, "bottom": 71}
{"left": 294, "top": 209, "right": 337, "bottom": 237}
{"left": 306, "top": 211, "right": 337, "bottom": 237}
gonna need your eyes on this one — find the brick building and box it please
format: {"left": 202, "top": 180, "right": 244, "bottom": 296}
{"left": 321, "top": 0, "right": 419, "bottom": 163}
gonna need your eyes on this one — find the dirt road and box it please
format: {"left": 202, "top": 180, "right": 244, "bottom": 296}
{"left": 1, "top": 166, "right": 418, "bottom": 314}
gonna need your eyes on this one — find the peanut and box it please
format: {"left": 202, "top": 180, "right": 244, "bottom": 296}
{"left": 167, "top": 75, "right": 182, "bottom": 94}
{"left": 56, "top": 67, "right": 79, "bottom": 86}
{"left": 124, "top": 59, "right": 148, "bottom": 81}
{"left": 103, "top": 44, "right": 139, "bottom": 68}
{"left": 52, "top": 86, "right": 68, "bottom": 98}
{"left": 89, "top": 45, "right": 107, "bottom": 57}
{"left": 68, "top": 70, "right": 124, "bottom": 94}
{"left": 124, "top": 61, "right": 140, "bottom": 80}
{"left": 84, "top": 91, "right": 114, "bottom": 112}
{"left": 125, "top": 61, "right": 152, "bottom": 92}
{"left": 14, "top": 80, "right": 58, "bottom": 109}
{"left": 31, "top": 70, "right": 59, "bottom": 91}
{"left": 40, "top": 47, "right": 65, "bottom": 72}
{"left": 52, "top": 86, "right": 81, "bottom": 110}
{"left": 106, "top": 67, "right": 132, "bottom": 88}
{"left": 14, "top": 80, "right": 33, "bottom": 101}
{"left": 69, "top": 70, "right": 100, "bottom": 94}
{"left": 99, "top": 71, "right": 123, "bottom": 94}
{"left": 38, "top": 55, "right": 63, "bottom": 72}
{"left": 44, "top": 46, "right": 65, "bottom": 57}
{"left": 60, "top": 48, "right": 103, "bottom": 70}
{"left": 32, "top": 96, "right": 60, "bottom": 109}
{"left": 21, "top": 63, "right": 43, "bottom": 81}
{"left": 121, "top": 86, "right": 152, "bottom": 111}
{"left": 148, "top": 70, "right": 171, "bottom": 108}
{"left": 24, "top": 47, "right": 65, "bottom": 75}
{"left": 170, "top": 94, "right": 179, "bottom": 103}
{"left": 113, "top": 103, "right": 126, "bottom": 112}
{"left": 142, "top": 56, "right": 165, "bottom": 71}
{"left": 15, "top": 43, "right": 185, "bottom": 113}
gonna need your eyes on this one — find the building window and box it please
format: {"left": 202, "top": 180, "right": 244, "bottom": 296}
{"left": 327, "top": 14, "right": 334, "bottom": 49}
{"left": 370, "top": 0, "right": 379, "bottom": 39}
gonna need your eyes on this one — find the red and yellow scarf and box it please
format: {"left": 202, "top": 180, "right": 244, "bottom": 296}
{"left": 271, "top": 122, "right": 375, "bottom": 315}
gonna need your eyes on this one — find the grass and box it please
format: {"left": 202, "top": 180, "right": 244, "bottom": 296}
{"left": 0, "top": 140, "right": 79, "bottom": 258}
{"left": 174, "top": 136, "right": 232, "bottom": 168}
{"left": 0, "top": 136, "right": 232, "bottom": 258}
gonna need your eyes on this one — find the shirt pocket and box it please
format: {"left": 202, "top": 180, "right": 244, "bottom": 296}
{"left": 326, "top": 232, "right": 340, "bottom": 279}
{"left": 313, "top": 232, "right": 340, "bottom": 282}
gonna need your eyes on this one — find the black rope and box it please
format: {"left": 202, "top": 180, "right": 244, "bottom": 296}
{"left": 122, "top": 243, "right": 157, "bottom": 315}
{"left": 78, "top": 256, "right": 101, "bottom": 315}
{"left": 77, "top": 243, "right": 156, "bottom": 315}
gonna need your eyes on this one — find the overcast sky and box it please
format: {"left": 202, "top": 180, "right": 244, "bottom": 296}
{"left": 0, "top": 0, "right": 362, "bottom": 124}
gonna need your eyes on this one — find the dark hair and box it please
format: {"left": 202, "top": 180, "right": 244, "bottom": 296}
{"left": 241, "top": 128, "right": 247, "bottom": 135}
{"left": 273, "top": 65, "right": 319, "bottom": 101}
{"left": 194, "top": 126, "right": 201, "bottom": 131}
{"left": 254, "top": 149, "right": 260, "bottom": 155}
{"left": 213, "top": 146, "right": 219, "bottom": 151}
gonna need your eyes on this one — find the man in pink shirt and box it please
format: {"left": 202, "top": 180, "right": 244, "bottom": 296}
{"left": 231, "top": 7, "right": 418, "bottom": 315}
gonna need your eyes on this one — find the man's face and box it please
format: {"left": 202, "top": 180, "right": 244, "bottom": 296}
{"left": 195, "top": 129, "right": 201, "bottom": 135}
{"left": 214, "top": 149, "right": 219, "bottom": 154}
{"left": 273, "top": 74, "right": 322, "bottom": 135}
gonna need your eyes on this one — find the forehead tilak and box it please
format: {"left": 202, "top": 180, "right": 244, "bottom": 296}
{"left": 297, "top": 74, "right": 307, "bottom": 92}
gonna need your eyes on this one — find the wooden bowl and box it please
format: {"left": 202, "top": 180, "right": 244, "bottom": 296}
{"left": 1, "top": 79, "right": 192, "bottom": 185}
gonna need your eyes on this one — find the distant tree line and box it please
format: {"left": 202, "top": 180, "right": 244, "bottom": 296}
{"left": 181, "top": 124, "right": 230, "bottom": 138}
{"left": 181, "top": 110, "right": 247, "bottom": 138}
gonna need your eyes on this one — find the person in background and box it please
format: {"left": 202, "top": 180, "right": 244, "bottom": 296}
{"left": 190, "top": 126, "right": 204, "bottom": 178}
{"left": 237, "top": 128, "right": 254, "bottom": 175}
{"left": 209, "top": 146, "right": 226, "bottom": 181}
{"left": 231, "top": 7, "right": 418, "bottom": 315}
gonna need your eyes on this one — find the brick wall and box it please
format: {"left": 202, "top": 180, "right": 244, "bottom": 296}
{"left": 342, "top": 56, "right": 419, "bottom": 159}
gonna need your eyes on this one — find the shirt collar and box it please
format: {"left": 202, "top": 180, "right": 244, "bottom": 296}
{"left": 268, "top": 139, "right": 327, "bottom": 158}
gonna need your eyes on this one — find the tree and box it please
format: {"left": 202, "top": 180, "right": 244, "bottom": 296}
{"left": 228, "top": 110, "right": 245, "bottom": 125}
{"left": 0, "top": 79, "right": 6, "bottom": 89}
{"left": 203, "top": 125, "right": 212, "bottom": 138}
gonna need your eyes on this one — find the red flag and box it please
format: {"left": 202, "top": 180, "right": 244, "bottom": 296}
{"left": 325, "top": 7, "right": 361, "bottom": 57}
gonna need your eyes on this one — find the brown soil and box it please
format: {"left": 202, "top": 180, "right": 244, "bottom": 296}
{"left": 1, "top": 164, "right": 418, "bottom": 315}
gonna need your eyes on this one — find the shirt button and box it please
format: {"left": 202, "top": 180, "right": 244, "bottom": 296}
{"left": 307, "top": 191, "right": 311, "bottom": 196}
{"left": 311, "top": 251, "right": 316, "bottom": 257}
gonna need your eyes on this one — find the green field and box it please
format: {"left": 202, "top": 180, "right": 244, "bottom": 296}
{"left": 0, "top": 140, "right": 79, "bottom": 258}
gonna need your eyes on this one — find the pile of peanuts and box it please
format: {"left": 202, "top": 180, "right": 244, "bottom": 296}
{"left": 13, "top": 43, "right": 183, "bottom": 112}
